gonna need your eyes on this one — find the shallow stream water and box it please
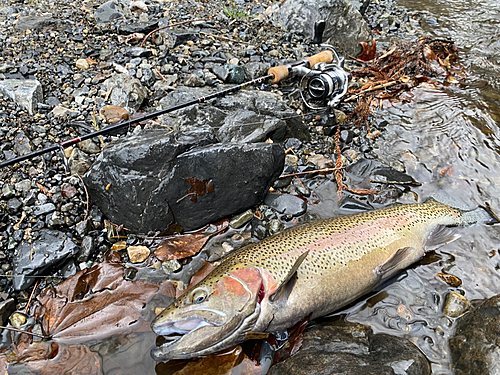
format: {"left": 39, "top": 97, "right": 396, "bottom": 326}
{"left": 81, "top": 1, "right": 500, "bottom": 374}
{"left": 340, "top": 0, "right": 500, "bottom": 373}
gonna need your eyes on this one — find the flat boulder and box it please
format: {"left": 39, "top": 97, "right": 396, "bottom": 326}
{"left": 83, "top": 128, "right": 284, "bottom": 232}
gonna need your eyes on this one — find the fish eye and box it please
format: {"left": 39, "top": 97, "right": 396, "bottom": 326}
{"left": 191, "top": 289, "right": 207, "bottom": 304}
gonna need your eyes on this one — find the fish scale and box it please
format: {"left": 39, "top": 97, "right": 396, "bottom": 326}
{"left": 151, "top": 198, "right": 493, "bottom": 360}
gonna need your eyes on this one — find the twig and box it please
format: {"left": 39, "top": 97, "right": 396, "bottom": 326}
{"left": 344, "top": 81, "right": 399, "bottom": 102}
{"left": 154, "top": 68, "right": 170, "bottom": 82}
{"left": 200, "top": 31, "right": 250, "bottom": 45}
{"left": 140, "top": 18, "right": 209, "bottom": 47}
{"left": 279, "top": 167, "right": 344, "bottom": 179}
{"left": 334, "top": 127, "right": 344, "bottom": 201}
{"left": 24, "top": 279, "right": 39, "bottom": 315}
{"left": 77, "top": 175, "right": 89, "bottom": 221}
{"left": 0, "top": 325, "right": 47, "bottom": 339}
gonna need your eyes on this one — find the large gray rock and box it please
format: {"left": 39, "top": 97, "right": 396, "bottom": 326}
{"left": 83, "top": 128, "right": 285, "bottom": 232}
{"left": 94, "top": 0, "right": 130, "bottom": 25}
{"left": 449, "top": 294, "right": 500, "bottom": 375}
{"left": 0, "top": 79, "right": 43, "bottom": 115}
{"left": 13, "top": 230, "right": 79, "bottom": 290}
{"left": 159, "top": 87, "right": 310, "bottom": 143}
{"left": 103, "top": 74, "right": 148, "bottom": 112}
{"left": 269, "top": 321, "right": 431, "bottom": 375}
{"left": 273, "top": 0, "right": 372, "bottom": 56}
{"left": 14, "top": 16, "right": 67, "bottom": 32}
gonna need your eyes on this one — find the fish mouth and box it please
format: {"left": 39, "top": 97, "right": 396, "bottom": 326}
{"left": 152, "top": 317, "right": 217, "bottom": 346}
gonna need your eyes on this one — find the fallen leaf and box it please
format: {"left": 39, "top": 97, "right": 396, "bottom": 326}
{"left": 436, "top": 272, "right": 462, "bottom": 287}
{"left": 272, "top": 313, "right": 312, "bottom": 364}
{"left": 61, "top": 183, "right": 78, "bottom": 199}
{"left": 423, "top": 45, "right": 437, "bottom": 62}
{"left": 172, "top": 346, "right": 249, "bottom": 375}
{"left": 178, "top": 178, "right": 214, "bottom": 203}
{"left": 358, "top": 39, "right": 376, "bottom": 61}
{"left": 26, "top": 344, "right": 102, "bottom": 375}
{"left": 33, "top": 261, "right": 160, "bottom": 342}
{"left": 154, "top": 233, "right": 210, "bottom": 262}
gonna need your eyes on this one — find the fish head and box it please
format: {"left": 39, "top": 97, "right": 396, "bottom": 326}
{"left": 151, "top": 266, "right": 264, "bottom": 360}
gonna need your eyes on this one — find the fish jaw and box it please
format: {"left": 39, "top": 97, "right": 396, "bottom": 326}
{"left": 151, "top": 267, "right": 264, "bottom": 360}
{"left": 151, "top": 304, "right": 261, "bottom": 360}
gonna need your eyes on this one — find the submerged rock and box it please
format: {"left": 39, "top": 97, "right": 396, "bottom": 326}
{"left": 0, "top": 79, "right": 43, "bottom": 115}
{"left": 13, "top": 230, "right": 79, "bottom": 290}
{"left": 273, "top": 0, "right": 372, "bottom": 56}
{"left": 449, "top": 294, "right": 500, "bottom": 375}
{"left": 269, "top": 320, "right": 431, "bottom": 375}
{"left": 84, "top": 129, "right": 285, "bottom": 232}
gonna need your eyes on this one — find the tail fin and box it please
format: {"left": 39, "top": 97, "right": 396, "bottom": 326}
{"left": 427, "top": 190, "right": 499, "bottom": 226}
{"left": 460, "top": 205, "right": 498, "bottom": 226}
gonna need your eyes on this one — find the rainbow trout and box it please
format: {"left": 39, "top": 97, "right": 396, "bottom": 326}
{"left": 151, "top": 198, "right": 494, "bottom": 360}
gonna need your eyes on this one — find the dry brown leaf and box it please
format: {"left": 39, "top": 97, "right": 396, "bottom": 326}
{"left": 358, "top": 39, "right": 377, "bottom": 61}
{"left": 154, "top": 233, "right": 210, "bottom": 262}
{"left": 33, "top": 261, "right": 163, "bottom": 341}
{"left": 178, "top": 178, "right": 214, "bottom": 203}
{"left": 26, "top": 344, "right": 102, "bottom": 375}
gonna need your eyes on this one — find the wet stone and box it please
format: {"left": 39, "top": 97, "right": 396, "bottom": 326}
{"left": 0, "top": 299, "right": 15, "bottom": 326}
{"left": 33, "top": 203, "right": 56, "bottom": 217}
{"left": 162, "top": 259, "right": 182, "bottom": 274}
{"left": 267, "top": 219, "right": 285, "bottom": 235}
{"left": 127, "top": 245, "right": 150, "bottom": 263}
{"left": 225, "top": 64, "right": 245, "bottom": 84}
{"left": 77, "top": 236, "right": 95, "bottom": 263}
{"left": 9, "top": 312, "right": 27, "bottom": 329}
{"left": 212, "top": 65, "right": 229, "bottom": 81}
{"left": 450, "top": 294, "right": 500, "bottom": 375}
{"left": 229, "top": 209, "right": 254, "bottom": 229}
{"left": 126, "top": 47, "right": 152, "bottom": 58}
{"left": 184, "top": 73, "right": 205, "bottom": 87}
{"left": 264, "top": 193, "right": 307, "bottom": 217}
{"left": 6, "top": 198, "right": 22, "bottom": 214}
{"left": 443, "top": 291, "right": 471, "bottom": 318}
{"left": 14, "top": 131, "right": 32, "bottom": 156}
{"left": 13, "top": 229, "right": 78, "bottom": 290}
{"left": 269, "top": 321, "right": 431, "bottom": 375}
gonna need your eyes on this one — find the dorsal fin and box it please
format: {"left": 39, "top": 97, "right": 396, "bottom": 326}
{"left": 270, "top": 250, "right": 309, "bottom": 302}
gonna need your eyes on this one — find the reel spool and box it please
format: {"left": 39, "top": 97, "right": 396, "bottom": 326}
{"left": 299, "top": 47, "right": 350, "bottom": 110}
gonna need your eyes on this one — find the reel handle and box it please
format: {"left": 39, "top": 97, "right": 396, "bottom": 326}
{"left": 268, "top": 50, "right": 335, "bottom": 83}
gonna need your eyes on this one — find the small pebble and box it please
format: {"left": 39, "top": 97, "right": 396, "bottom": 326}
{"left": 127, "top": 245, "right": 150, "bottom": 263}
{"left": 443, "top": 291, "right": 471, "bottom": 318}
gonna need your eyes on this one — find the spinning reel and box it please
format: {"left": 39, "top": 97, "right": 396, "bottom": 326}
{"left": 299, "top": 46, "right": 349, "bottom": 110}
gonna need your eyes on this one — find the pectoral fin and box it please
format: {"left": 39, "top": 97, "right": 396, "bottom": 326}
{"left": 376, "top": 247, "right": 416, "bottom": 276}
{"left": 424, "top": 225, "right": 461, "bottom": 251}
{"left": 270, "top": 250, "right": 309, "bottom": 302}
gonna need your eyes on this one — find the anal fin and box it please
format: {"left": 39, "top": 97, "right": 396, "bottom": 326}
{"left": 270, "top": 250, "right": 309, "bottom": 303}
{"left": 425, "top": 225, "right": 461, "bottom": 251}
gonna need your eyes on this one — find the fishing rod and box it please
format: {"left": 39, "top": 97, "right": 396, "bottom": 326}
{"left": 0, "top": 48, "right": 348, "bottom": 169}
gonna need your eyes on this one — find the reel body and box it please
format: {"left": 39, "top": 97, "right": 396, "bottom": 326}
{"left": 300, "top": 61, "right": 349, "bottom": 110}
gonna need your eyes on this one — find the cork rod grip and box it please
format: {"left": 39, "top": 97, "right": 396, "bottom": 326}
{"left": 268, "top": 65, "right": 289, "bottom": 83}
{"left": 306, "top": 50, "right": 334, "bottom": 67}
